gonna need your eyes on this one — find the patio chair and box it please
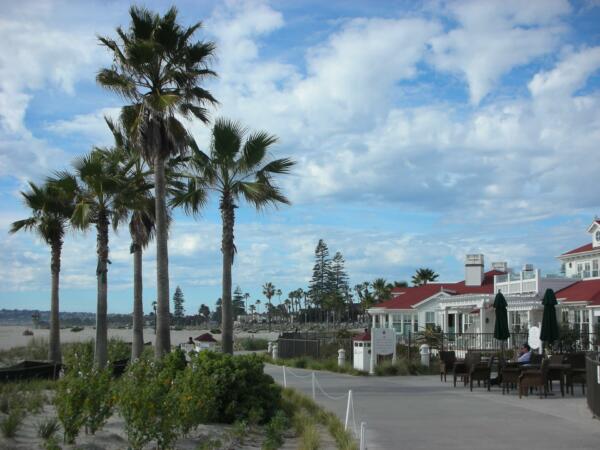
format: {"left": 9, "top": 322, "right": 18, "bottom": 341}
{"left": 518, "top": 359, "right": 549, "bottom": 399}
{"left": 565, "top": 352, "right": 587, "bottom": 395}
{"left": 546, "top": 354, "right": 566, "bottom": 396}
{"left": 453, "top": 352, "right": 480, "bottom": 388}
{"left": 499, "top": 355, "right": 522, "bottom": 394}
{"left": 469, "top": 355, "right": 494, "bottom": 392}
{"left": 439, "top": 351, "right": 456, "bottom": 382}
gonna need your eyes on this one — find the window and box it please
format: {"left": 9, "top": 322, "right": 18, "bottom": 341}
{"left": 584, "top": 262, "right": 591, "bottom": 278}
{"left": 413, "top": 314, "right": 419, "bottom": 332}
{"left": 425, "top": 311, "right": 436, "bottom": 329}
{"left": 593, "top": 260, "right": 599, "bottom": 278}
{"left": 577, "top": 263, "right": 583, "bottom": 278}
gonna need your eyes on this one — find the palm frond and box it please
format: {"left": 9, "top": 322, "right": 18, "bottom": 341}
{"left": 240, "top": 131, "right": 278, "bottom": 170}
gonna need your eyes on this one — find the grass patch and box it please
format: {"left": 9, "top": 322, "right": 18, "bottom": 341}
{"left": 282, "top": 388, "right": 357, "bottom": 450}
{"left": 235, "top": 337, "right": 269, "bottom": 351}
{"left": 0, "top": 409, "right": 24, "bottom": 438}
{"left": 37, "top": 417, "right": 60, "bottom": 440}
{"left": 263, "top": 354, "right": 368, "bottom": 376}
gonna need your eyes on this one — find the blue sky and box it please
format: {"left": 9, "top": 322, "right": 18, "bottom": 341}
{"left": 1, "top": 0, "right": 600, "bottom": 314}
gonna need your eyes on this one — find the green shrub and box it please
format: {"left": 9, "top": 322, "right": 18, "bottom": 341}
{"left": 210, "top": 328, "right": 222, "bottom": 334}
{"left": 37, "top": 417, "right": 60, "bottom": 440}
{"left": 108, "top": 338, "right": 131, "bottom": 362}
{"left": 177, "top": 352, "right": 281, "bottom": 428}
{"left": 0, "top": 409, "right": 24, "bottom": 438}
{"left": 117, "top": 354, "right": 183, "bottom": 450}
{"left": 55, "top": 348, "right": 113, "bottom": 443}
{"left": 70, "top": 326, "right": 84, "bottom": 332}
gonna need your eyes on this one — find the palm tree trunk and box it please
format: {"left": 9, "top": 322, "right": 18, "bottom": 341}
{"left": 220, "top": 194, "right": 235, "bottom": 354}
{"left": 49, "top": 239, "right": 62, "bottom": 364}
{"left": 131, "top": 242, "right": 144, "bottom": 360}
{"left": 95, "top": 211, "right": 109, "bottom": 368}
{"left": 154, "top": 154, "right": 171, "bottom": 358}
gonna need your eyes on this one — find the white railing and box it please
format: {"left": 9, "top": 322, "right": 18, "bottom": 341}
{"left": 494, "top": 269, "right": 540, "bottom": 295}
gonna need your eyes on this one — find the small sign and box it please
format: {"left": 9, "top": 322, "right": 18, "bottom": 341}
{"left": 372, "top": 328, "right": 395, "bottom": 355}
{"left": 528, "top": 326, "right": 541, "bottom": 350}
{"left": 594, "top": 310, "right": 600, "bottom": 317}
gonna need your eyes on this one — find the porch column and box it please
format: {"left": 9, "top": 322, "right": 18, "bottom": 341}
{"left": 442, "top": 308, "right": 448, "bottom": 332}
{"left": 527, "top": 310, "right": 531, "bottom": 329}
{"left": 411, "top": 314, "right": 415, "bottom": 334}
{"left": 372, "top": 314, "right": 376, "bottom": 329}
{"left": 589, "top": 309, "right": 594, "bottom": 335}
{"left": 388, "top": 313, "right": 393, "bottom": 330}
{"left": 479, "top": 304, "right": 486, "bottom": 334}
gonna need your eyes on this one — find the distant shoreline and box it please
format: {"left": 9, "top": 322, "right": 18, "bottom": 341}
{"left": 0, "top": 325, "right": 279, "bottom": 351}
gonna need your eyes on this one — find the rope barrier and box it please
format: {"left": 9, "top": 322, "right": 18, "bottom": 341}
{"left": 284, "top": 366, "right": 313, "bottom": 379}
{"left": 314, "top": 376, "right": 348, "bottom": 401}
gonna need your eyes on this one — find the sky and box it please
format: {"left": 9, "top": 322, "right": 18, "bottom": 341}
{"left": 1, "top": 0, "right": 600, "bottom": 314}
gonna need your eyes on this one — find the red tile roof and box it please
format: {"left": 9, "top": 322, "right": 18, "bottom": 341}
{"left": 561, "top": 242, "right": 594, "bottom": 256}
{"left": 375, "top": 270, "right": 504, "bottom": 310}
{"left": 194, "top": 333, "right": 217, "bottom": 343}
{"left": 353, "top": 331, "right": 371, "bottom": 341}
{"left": 556, "top": 279, "right": 600, "bottom": 306}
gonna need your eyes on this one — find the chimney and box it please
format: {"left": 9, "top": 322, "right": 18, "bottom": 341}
{"left": 465, "top": 254, "right": 484, "bottom": 286}
{"left": 491, "top": 261, "right": 508, "bottom": 272}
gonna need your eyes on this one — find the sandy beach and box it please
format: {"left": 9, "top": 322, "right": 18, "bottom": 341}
{"left": 0, "top": 326, "right": 279, "bottom": 351}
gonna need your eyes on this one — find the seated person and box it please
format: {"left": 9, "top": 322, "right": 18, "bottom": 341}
{"left": 187, "top": 337, "right": 194, "bottom": 345}
{"left": 517, "top": 343, "right": 532, "bottom": 364}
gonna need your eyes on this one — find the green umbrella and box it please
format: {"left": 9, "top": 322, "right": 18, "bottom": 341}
{"left": 493, "top": 292, "right": 510, "bottom": 341}
{"left": 540, "top": 288, "right": 560, "bottom": 346}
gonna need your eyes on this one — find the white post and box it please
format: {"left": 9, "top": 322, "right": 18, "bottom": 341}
{"left": 360, "top": 422, "right": 367, "bottom": 450}
{"left": 479, "top": 303, "right": 485, "bottom": 334}
{"left": 411, "top": 314, "right": 415, "bottom": 334}
{"left": 392, "top": 333, "right": 397, "bottom": 365}
{"left": 372, "top": 314, "right": 376, "bottom": 329}
{"left": 344, "top": 390, "right": 352, "bottom": 430}
{"left": 272, "top": 343, "right": 278, "bottom": 360}
{"left": 589, "top": 309, "right": 594, "bottom": 350}
{"left": 282, "top": 365, "right": 287, "bottom": 388}
{"left": 312, "top": 372, "right": 316, "bottom": 400}
{"left": 388, "top": 313, "right": 393, "bottom": 329}
{"left": 338, "top": 349, "right": 345, "bottom": 367}
{"left": 369, "top": 330, "right": 375, "bottom": 375}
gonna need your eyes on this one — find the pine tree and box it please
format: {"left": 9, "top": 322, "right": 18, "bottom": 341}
{"left": 232, "top": 286, "right": 246, "bottom": 320}
{"left": 173, "top": 286, "right": 185, "bottom": 326}
{"left": 309, "top": 239, "right": 332, "bottom": 320}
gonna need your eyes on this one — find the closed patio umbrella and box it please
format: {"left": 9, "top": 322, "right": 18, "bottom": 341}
{"left": 540, "top": 288, "right": 560, "bottom": 351}
{"left": 493, "top": 292, "right": 510, "bottom": 358}
{"left": 493, "top": 292, "right": 510, "bottom": 340}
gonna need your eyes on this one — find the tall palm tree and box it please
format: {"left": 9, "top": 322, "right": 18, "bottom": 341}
{"left": 62, "top": 149, "right": 129, "bottom": 368}
{"left": 371, "top": 278, "right": 392, "bottom": 303}
{"left": 97, "top": 6, "right": 217, "bottom": 358}
{"left": 244, "top": 292, "right": 250, "bottom": 315}
{"left": 10, "top": 180, "right": 75, "bottom": 363}
{"left": 174, "top": 119, "right": 295, "bottom": 353}
{"left": 262, "top": 282, "right": 276, "bottom": 332}
{"left": 105, "top": 118, "right": 155, "bottom": 360}
{"left": 412, "top": 268, "right": 439, "bottom": 286}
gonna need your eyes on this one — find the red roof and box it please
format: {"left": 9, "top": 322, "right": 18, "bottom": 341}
{"left": 353, "top": 331, "right": 371, "bottom": 341}
{"left": 556, "top": 279, "right": 600, "bottom": 306}
{"left": 194, "top": 333, "right": 217, "bottom": 343}
{"left": 377, "top": 270, "right": 504, "bottom": 310}
{"left": 561, "top": 242, "right": 594, "bottom": 256}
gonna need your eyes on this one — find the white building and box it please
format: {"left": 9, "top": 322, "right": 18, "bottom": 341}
{"left": 368, "top": 219, "right": 600, "bottom": 338}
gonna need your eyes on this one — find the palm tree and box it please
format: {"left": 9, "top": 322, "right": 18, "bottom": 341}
{"left": 174, "top": 119, "right": 294, "bottom": 353}
{"left": 97, "top": 6, "right": 217, "bottom": 358}
{"left": 262, "top": 282, "right": 276, "bottom": 332}
{"left": 63, "top": 149, "right": 129, "bottom": 368}
{"left": 412, "top": 268, "right": 439, "bottom": 286}
{"left": 244, "top": 292, "right": 250, "bottom": 315}
{"left": 105, "top": 118, "right": 155, "bottom": 360}
{"left": 371, "top": 278, "right": 392, "bottom": 303}
{"left": 10, "top": 180, "right": 75, "bottom": 363}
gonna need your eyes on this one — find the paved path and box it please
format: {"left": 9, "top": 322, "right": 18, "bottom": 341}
{"left": 265, "top": 364, "right": 600, "bottom": 450}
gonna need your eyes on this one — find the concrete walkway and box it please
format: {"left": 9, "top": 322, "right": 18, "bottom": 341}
{"left": 265, "top": 364, "right": 600, "bottom": 450}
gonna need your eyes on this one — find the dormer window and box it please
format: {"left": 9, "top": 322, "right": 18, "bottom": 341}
{"left": 596, "top": 230, "right": 600, "bottom": 242}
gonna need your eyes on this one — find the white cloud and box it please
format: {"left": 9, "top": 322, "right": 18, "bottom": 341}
{"left": 529, "top": 46, "right": 600, "bottom": 98}
{"left": 429, "top": 0, "right": 570, "bottom": 104}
